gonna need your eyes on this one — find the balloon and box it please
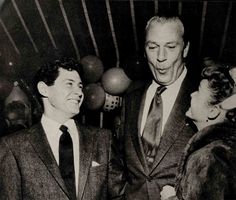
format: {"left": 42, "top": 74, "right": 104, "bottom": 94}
{"left": 0, "top": 77, "right": 13, "bottom": 100}
{"left": 103, "top": 93, "right": 122, "bottom": 112}
{"left": 80, "top": 55, "right": 104, "bottom": 83}
{"left": 101, "top": 68, "right": 131, "bottom": 95}
{"left": 83, "top": 83, "right": 105, "bottom": 110}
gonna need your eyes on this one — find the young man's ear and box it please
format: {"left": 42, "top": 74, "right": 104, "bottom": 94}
{"left": 37, "top": 81, "right": 48, "bottom": 97}
{"left": 208, "top": 105, "right": 221, "bottom": 120}
{"left": 183, "top": 42, "right": 190, "bottom": 58}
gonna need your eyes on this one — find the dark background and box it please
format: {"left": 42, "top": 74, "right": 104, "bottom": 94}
{"left": 0, "top": 0, "right": 235, "bottom": 128}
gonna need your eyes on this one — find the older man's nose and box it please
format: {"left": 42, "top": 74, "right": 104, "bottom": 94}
{"left": 157, "top": 48, "right": 166, "bottom": 62}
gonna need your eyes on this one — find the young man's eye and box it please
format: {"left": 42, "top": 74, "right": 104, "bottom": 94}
{"left": 66, "top": 82, "right": 73, "bottom": 86}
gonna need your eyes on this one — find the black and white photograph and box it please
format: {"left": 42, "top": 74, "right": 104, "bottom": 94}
{"left": 0, "top": 0, "right": 235, "bottom": 199}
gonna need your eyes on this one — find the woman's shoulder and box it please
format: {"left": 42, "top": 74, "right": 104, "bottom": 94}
{"left": 187, "top": 138, "right": 236, "bottom": 176}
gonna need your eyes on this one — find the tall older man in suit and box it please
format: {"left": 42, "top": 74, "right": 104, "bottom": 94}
{"left": 0, "top": 58, "right": 121, "bottom": 200}
{"left": 118, "top": 13, "right": 198, "bottom": 200}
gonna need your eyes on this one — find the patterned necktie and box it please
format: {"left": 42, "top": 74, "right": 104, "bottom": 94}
{"left": 142, "top": 85, "right": 166, "bottom": 168}
{"left": 59, "top": 125, "right": 76, "bottom": 199}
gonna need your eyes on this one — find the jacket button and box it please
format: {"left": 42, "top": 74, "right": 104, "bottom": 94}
{"left": 147, "top": 176, "right": 152, "bottom": 182}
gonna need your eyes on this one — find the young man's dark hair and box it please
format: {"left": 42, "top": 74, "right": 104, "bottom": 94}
{"left": 33, "top": 57, "right": 82, "bottom": 99}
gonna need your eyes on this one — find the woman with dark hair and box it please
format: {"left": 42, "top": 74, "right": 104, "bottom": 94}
{"left": 164, "top": 65, "right": 236, "bottom": 200}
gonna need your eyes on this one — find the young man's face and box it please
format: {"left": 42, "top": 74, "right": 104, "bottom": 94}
{"left": 44, "top": 68, "right": 84, "bottom": 119}
{"left": 145, "top": 20, "right": 189, "bottom": 86}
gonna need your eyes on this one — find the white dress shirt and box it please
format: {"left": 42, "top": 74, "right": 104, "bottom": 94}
{"left": 41, "top": 115, "right": 79, "bottom": 196}
{"left": 140, "top": 67, "right": 187, "bottom": 136}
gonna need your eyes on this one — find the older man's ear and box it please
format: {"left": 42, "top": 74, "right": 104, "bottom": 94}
{"left": 183, "top": 42, "right": 190, "bottom": 58}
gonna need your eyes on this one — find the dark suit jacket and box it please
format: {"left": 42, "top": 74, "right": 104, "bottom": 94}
{"left": 0, "top": 122, "right": 118, "bottom": 200}
{"left": 119, "top": 73, "right": 198, "bottom": 200}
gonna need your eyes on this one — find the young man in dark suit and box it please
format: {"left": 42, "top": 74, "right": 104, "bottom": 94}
{"left": 0, "top": 58, "right": 121, "bottom": 200}
{"left": 118, "top": 13, "right": 198, "bottom": 200}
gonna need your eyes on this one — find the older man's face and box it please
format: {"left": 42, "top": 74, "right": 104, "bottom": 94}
{"left": 145, "top": 21, "right": 189, "bottom": 86}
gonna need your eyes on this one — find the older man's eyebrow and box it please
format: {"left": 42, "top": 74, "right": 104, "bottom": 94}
{"left": 145, "top": 41, "right": 179, "bottom": 46}
{"left": 145, "top": 41, "right": 157, "bottom": 45}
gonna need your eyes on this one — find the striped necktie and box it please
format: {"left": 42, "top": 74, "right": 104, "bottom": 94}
{"left": 142, "top": 85, "right": 166, "bottom": 168}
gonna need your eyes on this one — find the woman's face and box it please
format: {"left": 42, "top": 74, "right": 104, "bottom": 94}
{"left": 186, "top": 79, "right": 213, "bottom": 123}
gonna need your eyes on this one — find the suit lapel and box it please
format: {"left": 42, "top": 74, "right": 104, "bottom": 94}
{"left": 129, "top": 84, "right": 150, "bottom": 172}
{"left": 150, "top": 75, "right": 193, "bottom": 174}
{"left": 77, "top": 124, "right": 94, "bottom": 200}
{"left": 27, "top": 123, "right": 70, "bottom": 198}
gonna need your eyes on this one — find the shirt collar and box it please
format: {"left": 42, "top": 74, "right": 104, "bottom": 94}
{"left": 41, "top": 114, "right": 76, "bottom": 135}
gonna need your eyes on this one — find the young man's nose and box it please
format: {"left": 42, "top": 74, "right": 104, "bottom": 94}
{"left": 73, "top": 86, "right": 83, "bottom": 95}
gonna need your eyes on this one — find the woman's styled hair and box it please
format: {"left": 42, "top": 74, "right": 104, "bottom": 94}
{"left": 202, "top": 65, "right": 236, "bottom": 123}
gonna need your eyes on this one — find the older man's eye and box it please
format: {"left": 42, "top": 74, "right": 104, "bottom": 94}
{"left": 167, "top": 46, "right": 176, "bottom": 49}
{"left": 147, "top": 45, "right": 157, "bottom": 50}
{"left": 149, "top": 46, "right": 156, "bottom": 50}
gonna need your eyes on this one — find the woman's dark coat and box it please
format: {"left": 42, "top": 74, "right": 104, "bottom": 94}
{"left": 176, "top": 122, "right": 236, "bottom": 200}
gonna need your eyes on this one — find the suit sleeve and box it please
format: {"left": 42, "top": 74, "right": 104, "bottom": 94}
{"left": 178, "top": 147, "right": 229, "bottom": 200}
{"left": 108, "top": 127, "right": 127, "bottom": 200}
{"left": 0, "top": 139, "right": 22, "bottom": 200}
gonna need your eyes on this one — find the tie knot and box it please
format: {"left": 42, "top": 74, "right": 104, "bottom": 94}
{"left": 60, "top": 125, "right": 68, "bottom": 133}
{"left": 156, "top": 85, "right": 166, "bottom": 95}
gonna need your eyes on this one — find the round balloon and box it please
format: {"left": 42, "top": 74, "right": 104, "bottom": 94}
{"left": 83, "top": 83, "right": 105, "bottom": 110}
{"left": 80, "top": 55, "right": 104, "bottom": 83}
{"left": 0, "top": 77, "right": 13, "bottom": 100}
{"left": 103, "top": 93, "right": 122, "bottom": 112}
{"left": 101, "top": 68, "right": 131, "bottom": 95}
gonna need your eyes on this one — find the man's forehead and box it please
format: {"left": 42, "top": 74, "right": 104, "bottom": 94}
{"left": 57, "top": 68, "right": 81, "bottom": 81}
{"left": 146, "top": 20, "right": 184, "bottom": 40}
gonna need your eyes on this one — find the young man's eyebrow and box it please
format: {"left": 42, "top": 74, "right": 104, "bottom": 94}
{"left": 63, "top": 79, "right": 75, "bottom": 82}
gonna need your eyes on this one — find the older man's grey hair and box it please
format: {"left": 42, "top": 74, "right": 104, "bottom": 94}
{"left": 145, "top": 16, "right": 186, "bottom": 45}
